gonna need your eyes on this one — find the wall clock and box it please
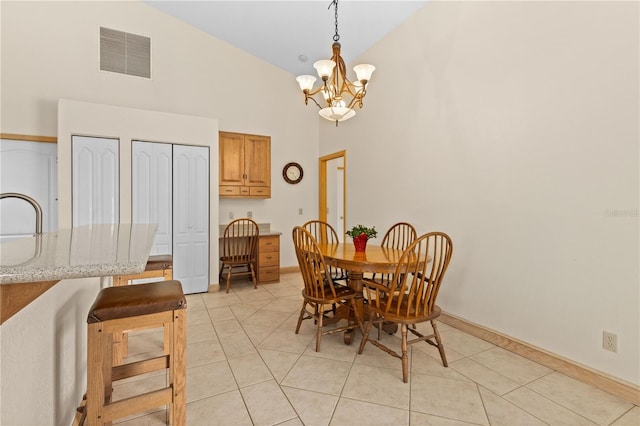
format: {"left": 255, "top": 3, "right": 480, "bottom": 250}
{"left": 283, "top": 162, "right": 303, "bottom": 184}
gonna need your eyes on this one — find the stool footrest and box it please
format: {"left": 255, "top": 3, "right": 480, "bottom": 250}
{"left": 112, "top": 355, "right": 169, "bottom": 381}
{"left": 103, "top": 388, "right": 173, "bottom": 422}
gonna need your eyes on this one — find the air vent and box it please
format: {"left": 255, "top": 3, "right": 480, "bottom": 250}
{"left": 100, "top": 27, "right": 151, "bottom": 78}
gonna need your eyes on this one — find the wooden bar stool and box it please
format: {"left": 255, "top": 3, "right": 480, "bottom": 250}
{"left": 112, "top": 255, "right": 173, "bottom": 364}
{"left": 113, "top": 254, "right": 173, "bottom": 286}
{"left": 85, "top": 280, "right": 187, "bottom": 426}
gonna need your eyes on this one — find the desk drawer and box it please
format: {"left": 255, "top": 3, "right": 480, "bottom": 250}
{"left": 258, "top": 266, "right": 279, "bottom": 283}
{"left": 257, "top": 235, "right": 280, "bottom": 284}
{"left": 259, "top": 235, "right": 279, "bottom": 252}
{"left": 259, "top": 251, "right": 279, "bottom": 267}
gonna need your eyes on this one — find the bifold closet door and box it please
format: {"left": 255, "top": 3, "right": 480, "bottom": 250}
{"left": 72, "top": 136, "right": 119, "bottom": 227}
{"left": 132, "top": 141, "right": 173, "bottom": 255}
{"left": 173, "top": 144, "right": 210, "bottom": 294}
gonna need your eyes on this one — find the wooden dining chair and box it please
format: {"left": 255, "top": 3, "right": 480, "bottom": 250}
{"left": 371, "top": 222, "right": 417, "bottom": 284}
{"left": 302, "top": 220, "right": 348, "bottom": 283}
{"left": 292, "top": 226, "right": 364, "bottom": 352}
{"left": 219, "top": 218, "right": 259, "bottom": 293}
{"left": 358, "top": 232, "right": 453, "bottom": 382}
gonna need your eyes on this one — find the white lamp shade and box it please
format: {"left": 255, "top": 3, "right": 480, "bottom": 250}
{"left": 296, "top": 75, "right": 316, "bottom": 91}
{"left": 319, "top": 106, "right": 356, "bottom": 122}
{"left": 353, "top": 64, "right": 375, "bottom": 82}
{"left": 313, "top": 59, "right": 336, "bottom": 78}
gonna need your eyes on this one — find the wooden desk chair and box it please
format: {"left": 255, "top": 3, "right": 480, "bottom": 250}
{"left": 303, "top": 220, "right": 348, "bottom": 283}
{"left": 219, "top": 218, "right": 259, "bottom": 293}
{"left": 358, "top": 232, "right": 453, "bottom": 383}
{"left": 292, "top": 226, "right": 364, "bottom": 351}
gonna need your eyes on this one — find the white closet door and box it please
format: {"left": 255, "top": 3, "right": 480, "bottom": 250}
{"left": 173, "top": 144, "right": 209, "bottom": 294}
{"left": 0, "top": 139, "right": 57, "bottom": 239}
{"left": 72, "top": 136, "right": 119, "bottom": 227}
{"left": 132, "top": 141, "right": 173, "bottom": 255}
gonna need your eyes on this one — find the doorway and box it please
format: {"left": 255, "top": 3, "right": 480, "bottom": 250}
{"left": 319, "top": 151, "right": 346, "bottom": 242}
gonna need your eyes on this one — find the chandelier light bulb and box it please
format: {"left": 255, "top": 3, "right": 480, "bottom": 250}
{"left": 313, "top": 59, "right": 336, "bottom": 79}
{"left": 296, "top": 75, "right": 316, "bottom": 91}
{"left": 353, "top": 64, "right": 375, "bottom": 82}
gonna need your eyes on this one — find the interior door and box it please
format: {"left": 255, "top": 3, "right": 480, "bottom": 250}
{"left": 72, "top": 135, "right": 119, "bottom": 227}
{"left": 320, "top": 151, "right": 346, "bottom": 241}
{"left": 132, "top": 141, "right": 173, "bottom": 255}
{"left": 173, "top": 144, "right": 210, "bottom": 293}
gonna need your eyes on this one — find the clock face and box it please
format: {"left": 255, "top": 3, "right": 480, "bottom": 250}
{"left": 283, "top": 162, "right": 303, "bottom": 184}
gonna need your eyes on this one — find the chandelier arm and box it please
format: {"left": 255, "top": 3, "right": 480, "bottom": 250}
{"left": 307, "top": 96, "right": 323, "bottom": 109}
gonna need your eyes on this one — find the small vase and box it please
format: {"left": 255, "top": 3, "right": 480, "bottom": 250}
{"left": 353, "top": 234, "right": 368, "bottom": 252}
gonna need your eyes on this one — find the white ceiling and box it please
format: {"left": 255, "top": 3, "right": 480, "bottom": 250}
{"left": 145, "top": 1, "right": 428, "bottom": 76}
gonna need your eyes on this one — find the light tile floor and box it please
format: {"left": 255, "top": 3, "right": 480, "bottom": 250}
{"left": 114, "top": 273, "right": 639, "bottom": 426}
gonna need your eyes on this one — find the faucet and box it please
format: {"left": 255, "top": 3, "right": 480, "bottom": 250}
{"left": 0, "top": 192, "right": 43, "bottom": 234}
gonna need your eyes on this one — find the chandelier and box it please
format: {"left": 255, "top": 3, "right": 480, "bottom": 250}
{"left": 296, "top": 0, "right": 375, "bottom": 125}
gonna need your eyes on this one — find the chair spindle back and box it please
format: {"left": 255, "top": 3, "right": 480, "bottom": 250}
{"left": 385, "top": 232, "right": 453, "bottom": 318}
{"left": 222, "top": 218, "right": 259, "bottom": 262}
{"left": 292, "top": 226, "right": 338, "bottom": 300}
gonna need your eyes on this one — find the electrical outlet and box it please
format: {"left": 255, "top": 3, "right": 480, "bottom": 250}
{"left": 603, "top": 331, "right": 617, "bottom": 352}
{"left": 247, "top": 211, "right": 252, "bottom": 219}
{"left": 229, "top": 212, "right": 234, "bottom": 220}
{"left": 299, "top": 208, "right": 303, "bottom": 215}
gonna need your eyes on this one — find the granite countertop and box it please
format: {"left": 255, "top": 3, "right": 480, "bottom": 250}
{"left": 0, "top": 223, "right": 157, "bottom": 284}
{"left": 218, "top": 223, "right": 281, "bottom": 237}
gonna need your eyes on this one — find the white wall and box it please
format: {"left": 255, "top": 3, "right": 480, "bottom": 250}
{"left": 0, "top": 1, "right": 319, "bottom": 424}
{"left": 321, "top": 2, "right": 639, "bottom": 385}
{"left": 0, "top": 0, "right": 319, "bottom": 271}
{"left": 0, "top": 277, "right": 104, "bottom": 425}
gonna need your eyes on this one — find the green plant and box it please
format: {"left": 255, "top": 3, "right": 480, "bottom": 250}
{"left": 345, "top": 224, "right": 377, "bottom": 239}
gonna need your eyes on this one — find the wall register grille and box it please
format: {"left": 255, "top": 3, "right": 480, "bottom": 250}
{"left": 100, "top": 27, "right": 151, "bottom": 78}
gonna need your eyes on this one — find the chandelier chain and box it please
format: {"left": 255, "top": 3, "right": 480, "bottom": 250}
{"left": 329, "top": 0, "right": 340, "bottom": 42}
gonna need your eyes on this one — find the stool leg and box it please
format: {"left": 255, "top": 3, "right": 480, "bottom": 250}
{"left": 170, "top": 309, "right": 187, "bottom": 425}
{"left": 87, "top": 322, "right": 113, "bottom": 426}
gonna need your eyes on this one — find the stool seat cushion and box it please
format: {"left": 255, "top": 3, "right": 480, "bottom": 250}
{"left": 145, "top": 254, "right": 173, "bottom": 271}
{"left": 88, "top": 280, "right": 186, "bottom": 324}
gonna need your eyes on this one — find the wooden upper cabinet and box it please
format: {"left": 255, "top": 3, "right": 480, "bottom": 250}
{"left": 219, "top": 132, "right": 271, "bottom": 198}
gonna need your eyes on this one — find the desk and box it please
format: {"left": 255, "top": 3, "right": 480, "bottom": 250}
{"left": 315, "top": 243, "right": 409, "bottom": 342}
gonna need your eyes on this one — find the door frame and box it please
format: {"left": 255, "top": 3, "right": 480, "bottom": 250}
{"left": 319, "top": 150, "right": 346, "bottom": 238}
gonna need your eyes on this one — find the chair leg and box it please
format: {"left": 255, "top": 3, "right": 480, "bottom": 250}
{"left": 226, "top": 266, "right": 232, "bottom": 293}
{"left": 249, "top": 263, "right": 257, "bottom": 289}
{"left": 295, "top": 302, "right": 307, "bottom": 334}
{"left": 349, "top": 299, "right": 365, "bottom": 335}
{"left": 431, "top": 320, "right": 448, "bottom": 367}
{"left": 401, "top": 324, "right": 409, "bottom": 383}
{"left": 358, "top": 314, "right": 375, "bottom": 354}
{"left": 315, "top": 303, "right": 324, "bottom": 352}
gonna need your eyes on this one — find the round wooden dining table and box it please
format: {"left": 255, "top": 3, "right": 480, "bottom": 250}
{"left": 315, "top": 242, "right": 410, "bottom": 343}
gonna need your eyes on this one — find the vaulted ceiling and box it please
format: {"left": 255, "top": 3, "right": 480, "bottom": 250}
{"left": 145, "top": 1, "right": 428, "bottom": 76}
